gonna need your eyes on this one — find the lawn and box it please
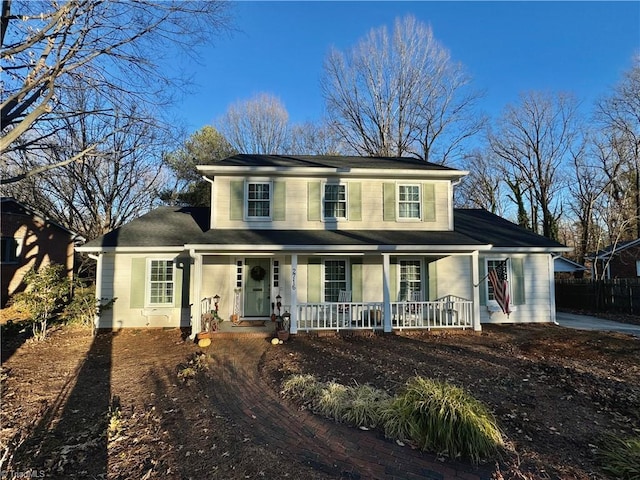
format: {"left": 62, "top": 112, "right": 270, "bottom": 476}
{"left": 1, "top": 320, "right": 638, "bottom": 479}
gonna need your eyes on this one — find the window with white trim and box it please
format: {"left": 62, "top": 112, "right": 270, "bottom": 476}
{"left": 246, "top": 182, "right": 271, "bottom": 218}
{"left": 399, "top": 259, "right": 422, "bottom": 300}
{"left": 323, "top": 259, "right": 348, "bottom": 302}
{"left": 1, "top": 237, "right": 22, "bottom": 263}
{"left": 148, "top": 259, "right": 174, "bottom": 305}
{"left": 323, "top": 184, "right": 347, "bottom": 219}
{"left": 486, "top": 258, "right": 510, "bottom": 303}
{"left": 398, "top": 184, "right": 421, "bottom": 219}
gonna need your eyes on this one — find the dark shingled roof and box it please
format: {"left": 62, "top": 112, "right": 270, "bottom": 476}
{"left": 82, "top": 207, "right": 210, "bottom": 248}
{"left": 454, "top": 209, "right": 566, "bottom": 248}
{"left": 212, "top": 154, "right": 458, "bottom": 172}
{"left": 81, "top": 206, "right": 566, "bottom": 251}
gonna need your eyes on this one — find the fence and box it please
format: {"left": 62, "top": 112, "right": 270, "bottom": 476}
{"left": 555, "top": 278, "right": 640, "bottom": 315}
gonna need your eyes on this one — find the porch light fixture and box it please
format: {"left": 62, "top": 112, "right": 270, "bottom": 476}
{"left": 213, "top": 294, "right": 220, "bottom": 312}
{"left": 276, "top": 294, "right": 282, "bottom": 310}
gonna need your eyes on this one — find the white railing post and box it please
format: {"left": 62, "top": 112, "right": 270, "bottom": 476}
{"left": 290, "top": 253, "right": 298, "bottom": 334}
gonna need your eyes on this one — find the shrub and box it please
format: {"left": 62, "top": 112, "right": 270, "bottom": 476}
{"left": 383, "top": 376, "right": 503, "bottom": 462}
{"left": 598, "top": 434, "right": 640, "bottom": 479}
{"left": 10, "top": 264, "right": 71, "bottom": 340}
{"left": 60, "top": 283, "right": 116, "bottom": 329}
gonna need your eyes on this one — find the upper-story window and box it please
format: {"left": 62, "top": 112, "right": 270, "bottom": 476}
{"left": 247, "top": 182, "right": 271, "bottom": 218}
{"left": 398, "top": 184, "right": 421, "bottom": 219}
{"left": 323, "top": 184, "right": 347, "bottom": 219}
{"left": 1, "top": 237, "right": 22, "bottom": 264}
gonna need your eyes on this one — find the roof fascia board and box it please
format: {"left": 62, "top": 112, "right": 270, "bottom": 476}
{"left": 197, "top": 165, "right": 468, "bottom": 180}
{"left": 487, "top": 246, "right": 573, "bottom": 253}
{"left": 185, "top": 243, "right": 492, "bottom": 252}
{"left": 75, "top": 246, "right": 186, "bottom": 254}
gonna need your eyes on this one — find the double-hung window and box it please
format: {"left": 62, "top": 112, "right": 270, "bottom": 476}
{"left": 486, "top": 259, "right": 509, "bottom": 303}
{"left": 1, "top": 237, "right": 22, "bottom": 264}
{"left": 148, "top": 259, "right": 174, "bottom": 305}
{"left": 323, "top": 184, "right": 347, "bottom": 220}
{"left": 399, "top": 259, "right": 422, "bottom": 300}
{"left": 398, "top": 185, "right": 421, "bottom": 219}
{"left": 324, "top": 259, "right": 348, "bottom": 302}
{"left": 247, "top": 182, "right": 271, "bottom": 218}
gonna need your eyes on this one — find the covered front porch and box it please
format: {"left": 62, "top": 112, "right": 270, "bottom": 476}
{"left": 190, "top": 248, "right": 487, "bottom": 336}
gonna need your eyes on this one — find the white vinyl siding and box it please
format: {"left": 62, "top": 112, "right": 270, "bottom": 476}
{"left": 214, "top": 176, "right": 451, "bottom": 231}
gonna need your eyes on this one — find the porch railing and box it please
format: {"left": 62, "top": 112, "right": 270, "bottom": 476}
{"left": 296, "top": 302, "right": 384, "bottom": 331}
{"left": 294, "top": 295, "right": 473, "bottom": 332}
{"left": 391, "top": 295, "right": 473, "bottom": 330}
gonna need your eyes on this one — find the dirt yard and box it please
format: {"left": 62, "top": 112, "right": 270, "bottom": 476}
{"left": 1, "top": 320, "right": 638, "bottom": 479}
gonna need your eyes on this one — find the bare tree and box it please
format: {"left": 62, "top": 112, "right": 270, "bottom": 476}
{"left": 321, "top": 15, "right": 484, "bottom": 164}
{"left": 456, "top": 148, "right": 506, "bottom": 216}
{"left": 1, "top": 0, "right": 233, "bottom": 181}
{"left": 288, "top": 121, "right": 345, "bottom": 155}
{"left": 1, "top": 87, "right": 169, "bottom": 240}
{"left": 216, "top": 93, "right": 290, "bottom": 154}
{"left": 489, "top": 91, "right": 580, "bottom": 239}
{"left": 594, "top": 55, "right": 640, "bottom": 239}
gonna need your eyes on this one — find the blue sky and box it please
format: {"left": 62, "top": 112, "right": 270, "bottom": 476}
{"left": 172, "top": 1, "right": 639, "bottom": 134}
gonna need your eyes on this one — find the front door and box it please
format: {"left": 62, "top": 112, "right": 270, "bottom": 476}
{"left": 244, "top": 258, "right": 270, "bottom": 317}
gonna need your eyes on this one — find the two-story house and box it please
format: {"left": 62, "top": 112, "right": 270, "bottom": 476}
{"left": 76, "top": 155, "right": 570, "bottom": 334}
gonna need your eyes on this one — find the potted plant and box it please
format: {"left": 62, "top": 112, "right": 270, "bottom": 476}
{"left": 276, "top": 311, "right": 291, "bottom": 341}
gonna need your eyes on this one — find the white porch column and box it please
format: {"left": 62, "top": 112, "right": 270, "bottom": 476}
{"left": 382, "top": 253, "right": 392, "bottom": 333}
{"left": 471, "top": 250, "right": 482, "bottom": 332}
{"left": 190, "top": 252, "right": 203, "bottom": 339}
{"left": 290, "top": 253, "right": 298, "bottom": 334}
{"left": 93, "top": 253, "right": 103, "bottom": 332}
{"left": 549, "top": 254, "right": 558, "bottom": 324}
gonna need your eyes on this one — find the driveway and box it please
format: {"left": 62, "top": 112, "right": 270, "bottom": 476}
{"left": 555, "top": 312, "right": 640, "bottom": 337}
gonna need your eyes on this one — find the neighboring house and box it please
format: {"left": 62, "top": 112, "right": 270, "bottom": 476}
{"left": 586, "top": 238, "right": 640, "bottom": 279}
{"left": 76, "top": 155, "right": 570, "bottom": 334}
{"left": 1, "top": 197, "right": 79, "bottom": 307}
{"left": 553, "top": 256, "right": 587, "bottom": 278}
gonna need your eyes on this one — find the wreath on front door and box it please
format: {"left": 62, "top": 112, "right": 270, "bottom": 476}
{"left": 250, "top": 265, "right": 266, "bottom": 281}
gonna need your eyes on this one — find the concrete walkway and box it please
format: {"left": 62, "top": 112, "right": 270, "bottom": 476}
{"left": 207, "top": 337, "right": 494, "bottom": 480}
{"left": 555, "top": 312, "right": 640, "bottom": 337}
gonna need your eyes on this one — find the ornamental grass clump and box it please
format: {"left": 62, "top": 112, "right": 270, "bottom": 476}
{"left": 281, "top": 374, "right": 323, "bottom": 404}
{"left": 341, "top": 383, "right": 391, "bottom": 429}
{"left": 382, "top": 376, "right": 503, "bottom": 463}
{"left": 598, "top": 434, "right": 640, "bottom": 479}
{"left": 315, "top": 381, "right": 351, "bottom": 420}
